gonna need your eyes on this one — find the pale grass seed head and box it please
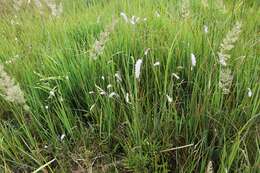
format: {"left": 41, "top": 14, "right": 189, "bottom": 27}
{"left": 219, "top": 68, "right": 233, "bottom": 94}
{"left": 135, "top": 59, "right": 143, "bottom": 81}
{"left": 166, "top": 95, "right": 173, "bottom": 103}
{"left": 0, "top": 64, "right": 28, "bottom": 110}
{"left": 89, "top": 19, "right": 118, "bottom": 60}
{"left": 247, "top": 88, "right": 252, "bottom": 97}
{"left": 13, "top": 0, "right": 23, "bottom": 11}
{"left": 125, "top": 93, "right": 130, "bottom": 103}
{"left": 205, "top": 160, "right": 214, "bottom": 173}
{"left": 218, "top": 22, "right": 242, "bottom": 94}
{"left": 218, "top": 22, "right": 242, "bottom": 66}
{"left": 153, "top": 61, "right": 160, "bottom": 67}
{"left": 45, "top": 0, "right": 63, "bottom": 17}
{"left": 181, "top": 0, "right": 190, "bottom": 19}
{"left": 191, "top": 53, "right": 196, "bottom": 68}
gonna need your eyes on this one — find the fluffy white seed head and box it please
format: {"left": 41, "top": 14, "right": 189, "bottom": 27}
{"left": 247, "top": 88, "right": 252, "bottom": 97}
{"left": 166, "top": 95, "right": 173, "bottom": 103}
{"left": 153, "top": 61, "right": 160, "bottom": 67}
{"left": 60, "top": 134, "right": 66, "bottom": 141}
{"left": 125, "top": 93, "right": 130, "bottom": 103}
{"left": 204, "top": 25, "right": 209, "bottom": 33}
{"left": 115, "top": 71, "right": 122, "bottom": 82}
{"left": 108, "top": 92, "right": 119, "bottom": 98}
{"left": 135, "top": 59, "right": 143, "bottom": 80}
{"left": 144, "top": 48, "right": 150, "bottom": 56}
{"left": 191, "top": 53, "right": 196, "bottom": 68}
{"left": 205, "top": 160, "right": 214, "bottom": 173}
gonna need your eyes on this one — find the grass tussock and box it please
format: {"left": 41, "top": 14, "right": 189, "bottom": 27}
{"left": 0, "top": 0, "right": 259, "bottom": 172}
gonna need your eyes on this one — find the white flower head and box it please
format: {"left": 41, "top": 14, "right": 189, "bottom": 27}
{"left": 144, "top": 48, "right": 150, "bottom": 56}
{"left": 247, "top": 88, "right": 252, "bottom": 97}
{"left": 60, "top": 134, "right": 66, "bottom": 141}
{"left": 153, "top": 61, "right": 160, "bottom": 67}
{"left": 135, "top": 59, "right": 143, "bottom": 80}
{"left": 204, "top": 25, "right": 209, "bottom": 33}
{"left": 49, "top": 90, "right": 55, "bottom": 97}
{"left": 108, "top": 92, "right": 119, "bottom": 98}
{"left": 166, "top": 95, "right": 173, "bottom": 103}
{"left": 107, "top": 84, "right": 113, "bottom": 89}
{"left": 130, "top": 16, "right": 140, "bottom": 25}
{"left": 100, "top": 91, "right": 107, "bottom": 95}
{"left": 155, "top": 11, "right": 160, "bottom": 17}
{"left": 48, "top": 87, "right": 56, "bottom": 99}
{"left": 115, "top": 71, "right": 122, "bottom": 82}
{"left": 191, "top": 53, "right": 196, "bottom": 68}
{"left": 206, "top": 160, "right": 214, "bottom": 173}
{"left": 125, "top": 93, "right": 130, "bottom": 103}
{"left": 120, "top": 12, "right": 128, "bottom": 23}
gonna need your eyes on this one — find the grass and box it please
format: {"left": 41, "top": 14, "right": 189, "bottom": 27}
{"left": 0, "top": 0, "right": 259, "bottom": 172}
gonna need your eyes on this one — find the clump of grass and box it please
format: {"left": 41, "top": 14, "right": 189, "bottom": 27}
{"left": 0, "top": 0, "right": 259, "bottom": 172}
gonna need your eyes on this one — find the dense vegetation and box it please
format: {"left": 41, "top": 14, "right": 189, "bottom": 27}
{"left": 0, "top": 0, "right": 259, "bottom": 172}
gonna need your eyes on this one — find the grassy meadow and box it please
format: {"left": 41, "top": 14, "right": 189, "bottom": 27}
{"left": 0, "top": 0, "right": 259, "bottom": 172}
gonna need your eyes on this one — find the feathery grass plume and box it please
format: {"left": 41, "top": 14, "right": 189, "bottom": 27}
{"left": 89, "top": 18, "right": 118, "bottom": 60}
{"left": 181, "top": 0, "right": 190, "bottom": 19}
{"left": 45, "top": 0, "right": 63, "bottom": 17}
{"left": 34, "top": 0, "right": 44, "bottom": 15}
{"left": 205, "top": 160, "right": 214, "bottom": 173}
{"left": 219, "top": 68, "right": 233, "bottom": 94}
{"left": 0, "top": 64, "right": 29, "bottom": 111}
{"left": 13, "top": 0, "right": 23, "bottom": 11}
{"left": 135, "top": 59, "right": 143, "bottom": 81}
{"left": 218, "top": 22, "right": 242, "bottom": 66}
{"left": 218, "top": 22, "right": 242, "bottom": 94}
